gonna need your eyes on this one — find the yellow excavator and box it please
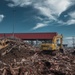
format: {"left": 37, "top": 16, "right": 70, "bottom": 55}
{"left": 40, "top": 34, "right": 63, "bottom": 53}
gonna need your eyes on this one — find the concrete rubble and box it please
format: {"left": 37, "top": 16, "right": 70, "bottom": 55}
{"left": 0, "top": 38, "right": 75, "bottom": 75}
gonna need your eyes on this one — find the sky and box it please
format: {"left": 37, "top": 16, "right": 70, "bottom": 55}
{"left": 0, "top": 0, "right": 75, "bottom": 46}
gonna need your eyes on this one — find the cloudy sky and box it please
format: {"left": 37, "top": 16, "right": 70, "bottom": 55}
{"left": 0, "top": 0, "right": 75, "bottom": 46}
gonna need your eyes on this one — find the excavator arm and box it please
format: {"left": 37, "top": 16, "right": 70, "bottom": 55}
{"left": 52, "top": 34, "right": 63, "bottom": 50}
{"left": 53, "top": 34, "right": 63, "bottom": 52}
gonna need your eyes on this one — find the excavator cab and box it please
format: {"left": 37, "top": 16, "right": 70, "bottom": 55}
{"left": 41, "top": 40, "right": 53, "bottom": 50}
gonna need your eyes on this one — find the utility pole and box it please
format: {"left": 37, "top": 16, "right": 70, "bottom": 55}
{"left": 12, "top": 9, "right": 15, "bottom": 38}
{"left": 72, "top": 36, "right": 75, "bottom": 49}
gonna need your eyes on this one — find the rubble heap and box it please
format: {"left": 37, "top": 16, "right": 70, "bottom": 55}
{"left": 0, "top": 38, "right": 75, "bottom": 75}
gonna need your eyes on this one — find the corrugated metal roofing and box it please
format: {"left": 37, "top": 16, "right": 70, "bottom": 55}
{"left": 0, "top": 32, "right": 57, "bottom": 40}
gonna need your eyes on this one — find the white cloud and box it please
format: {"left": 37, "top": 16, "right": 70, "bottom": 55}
{"left": 6, "top": 0, "right": 71, "bottom": 20}
{"left": 44, "top": 0, "right": 70, "bottom": 16}
{"left": 69, "top": 12, "right": 75, "bottom": 19}
{"left": 64, "top": 36, "right": 75, "bottom": 47}
{"left": 58, "top": 19, "right": 75, "bottom": 25}
{"left": 67, "top": 19, "right": 75, "bottom": 25}
{"left": 32, "top": 23, "right": 48, "bottom": 30}
{"left": 0, "top": 15, "right": 4, "bottom": 22}
{"left": 6, "top": 0, "right": 75, "bottom": 27}
{"left": 62, "top": 12, "right": 75, "bottom": 25}
{"left": 34, "top": 4, "right": 56, "bottom": 20}
{"left": 7, "top": 0, "right": 32, "bottom": 7}
{"left": 64, "top": 40, "right": 73, "bottom": 47}
{"left": 35, "top": 16, "right": 43, "bottom": 21}
{"left": 33, "top": 0, "right": 71, "bottom": 21}
{"left": 65, "top": 37, "right": 73, "bottom": 39}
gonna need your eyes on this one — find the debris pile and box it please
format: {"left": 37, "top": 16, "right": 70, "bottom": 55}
{"left": 0, "top": 38, "right": 75, "bottom": 75}
{"left": 0, "top": 38, "right": 35, "bottom": 64}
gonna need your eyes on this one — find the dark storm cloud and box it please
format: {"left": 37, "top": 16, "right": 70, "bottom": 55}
{"left": 58, "top": 4, "right": 75, "bottom": 22}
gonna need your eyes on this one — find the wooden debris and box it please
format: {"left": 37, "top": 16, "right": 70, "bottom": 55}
{"left": 0, "top": 38, "right": 75, "bottom": 75}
